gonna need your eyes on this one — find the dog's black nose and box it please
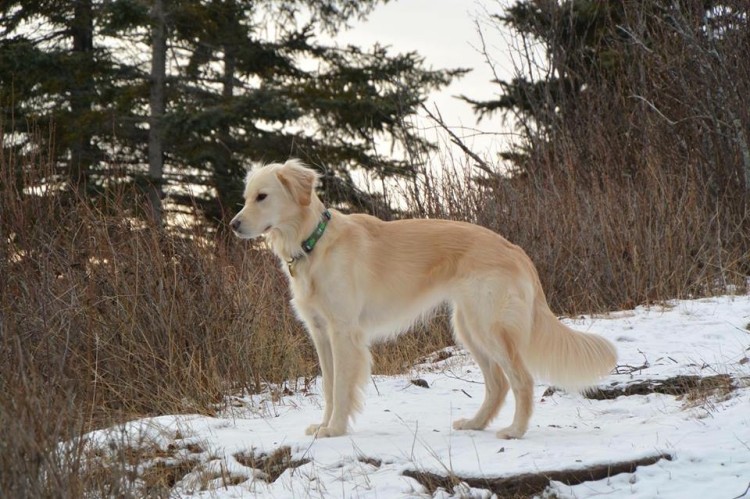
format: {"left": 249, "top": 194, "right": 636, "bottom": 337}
{"left": 230, "top": 219, "right": 241, "bottom": 231}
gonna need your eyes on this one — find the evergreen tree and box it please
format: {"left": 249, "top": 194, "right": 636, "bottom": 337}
{"left": 1, "top": 0, "right": 464, "bottom": 224}
{"left": 0, "top": 0, "right": 138, "bottom": 193}
{"left": 162, "top": 0, "right": 463, "bottom": 222}
{"left": 465, "top": 0, "right": 750, "bottom": 191}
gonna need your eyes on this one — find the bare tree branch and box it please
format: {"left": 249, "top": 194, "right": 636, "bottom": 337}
{"left": 420, "top": 104, "right": 497, "bottom": 178}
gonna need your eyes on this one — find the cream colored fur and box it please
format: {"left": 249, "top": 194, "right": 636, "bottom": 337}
{"left": 230, "top": 159, "right": 617, "bottom": 439}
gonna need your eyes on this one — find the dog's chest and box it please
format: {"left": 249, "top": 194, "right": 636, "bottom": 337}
{"left": 288, "top": 274, "right": 325, "bottom": 325}
{"left": 288, "top": 271, "right": 317, "bottom": 302}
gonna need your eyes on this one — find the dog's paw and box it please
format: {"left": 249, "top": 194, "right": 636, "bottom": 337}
{"left": 305, "top": 423, "right": 325, "bottom": 436}
{"left": 311, "top": 425, "right": 346, "bottom": 438}
{"left": 496, "top": 426, "right": 525, "bottom": 439}
{"left": 452, "top": 418, "right": 485, "bottom": 431}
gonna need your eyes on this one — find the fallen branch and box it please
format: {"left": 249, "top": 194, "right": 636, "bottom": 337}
{"left": 403, "top": 453, "right": 673, "bottom": 497}
{"left": 614, "top": 350, "right": 650, "bottom": 374}
{"left": 584, "top": 374, "right": 734, "bottom": 400}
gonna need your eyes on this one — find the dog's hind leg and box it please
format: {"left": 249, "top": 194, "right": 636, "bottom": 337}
{"left": 451, "top": 308, "right": 510, "bottom": 431}
{"left": 454, "top": 291, "right": 535, "bottom": 439}
{"left": 490, "top": 326, "right": 534, "bottom": 439}
{"left": 315, "top": 328, "right": 371, "bottom": 438}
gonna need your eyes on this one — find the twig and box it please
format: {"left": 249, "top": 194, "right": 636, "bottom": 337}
{"left": 629, "top": 95, "right": 676, "bottom": 126}
{"left": 370, "top": 376, "right": 380, "bottom": 396}
{"left": 420, "top": 104, "right": 496, "bottom": 177}
{"left": 614, "top": 350, "right": 650, "bottom": 374}
{"left": 732, "top": 481, "right": 750, "bottom": 499}
{"left": 615, "top": 363, "right": 649, "bottom": 375}
{"left": 735, "top": 434, "right": 750, "bottom": 452}
{"left": 443, "top": 369, "right": 484, "bottom": 384}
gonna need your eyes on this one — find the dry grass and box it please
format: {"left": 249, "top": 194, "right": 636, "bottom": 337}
{"left": 483, "top": 165, "right": 748, "bottom": 313}
{"left": 233, "top": 446, "right": 310, "bottom": 483}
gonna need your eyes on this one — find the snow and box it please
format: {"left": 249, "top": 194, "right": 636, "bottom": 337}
{"left": 81, "top": 295, "right": 750, "bottom": 498}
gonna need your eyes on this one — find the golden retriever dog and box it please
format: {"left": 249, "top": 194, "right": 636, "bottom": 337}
{"left": 230, "top": 159, "right": 617, "bottom": 439}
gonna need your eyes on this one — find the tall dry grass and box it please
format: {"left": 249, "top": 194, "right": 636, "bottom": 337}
{"left": 0, "top": 158, "right": 296, "bottom": 496}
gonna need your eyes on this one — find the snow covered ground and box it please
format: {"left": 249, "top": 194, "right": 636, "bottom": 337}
{"left": 82, "top": 295, "right": 750, "bottom": 498}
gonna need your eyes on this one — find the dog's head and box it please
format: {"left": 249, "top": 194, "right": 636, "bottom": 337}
{"left": 230, "top": 159, "right": 319, "bottom": 239}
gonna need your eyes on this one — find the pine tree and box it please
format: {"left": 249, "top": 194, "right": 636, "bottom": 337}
{"left": 2, "top": 0, "right": 464, "bottom": 225}
{"left": 163, "top": 0, "right": 464, "bottom": 222}
{"left": 147, "top": 0, "right": 167, "bottom": 224}
{"left": 462, "top": 1, "right": 631, "bottom": 162}
{"left": 0, "top": 0, "right": 130, "bottom": 193}
{"left": 466, "top": 1, "right": 748, "bottom": 181}
{"left": 467, "top": 0, "right": 749, "bottom": 195}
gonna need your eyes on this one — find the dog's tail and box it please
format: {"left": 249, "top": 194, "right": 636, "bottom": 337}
{"left": 525, "top": 303, "right": 617, "bottom": 392}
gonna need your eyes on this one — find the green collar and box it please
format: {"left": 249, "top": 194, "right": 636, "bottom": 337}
{"left": 301, "top": 209, "right": 331, "bottom": 253}
{"left": 287, "top": 210, "right": 331, "bottom": 276}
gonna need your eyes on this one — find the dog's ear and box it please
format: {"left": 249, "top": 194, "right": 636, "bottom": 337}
{"left": 276, "top": 161, "right": 317, "bottom": 206}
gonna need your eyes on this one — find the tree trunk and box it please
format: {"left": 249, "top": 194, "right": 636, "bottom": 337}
{"left": 70, "top": 0, "right": 95, "bottom": 195}
{"left": 213, "top": 45, "right": 236, "bottom": 223}
{"left": 148, "top": 0, "right": 167, "bottom": 225}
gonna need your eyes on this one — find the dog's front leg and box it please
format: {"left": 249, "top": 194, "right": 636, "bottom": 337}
{"left": 304, "top": 322, "right": 334, "bottom": 436}
{"left": 315, "top": 329, "right": 370, "bottom": 438}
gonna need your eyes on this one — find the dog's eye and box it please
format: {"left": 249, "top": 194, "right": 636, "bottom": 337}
{"left": 256, "top": 193, "right": 267, "bottom": 202}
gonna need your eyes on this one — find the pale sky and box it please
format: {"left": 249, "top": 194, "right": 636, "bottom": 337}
{"left": 336, "top": 0, "right": 517, "bottom": 164}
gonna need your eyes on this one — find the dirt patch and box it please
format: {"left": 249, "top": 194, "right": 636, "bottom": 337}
{"left": 403, "top": 453, "right": 673, "bottom": 498}
{"left": 584, "top": 374, "right": 735, "bottom": 400}
{"left": 141, "top": 459, "right": 200, "bottom": 497}
{"left": 357, "top": 456, "right": 383, "bottom": 467}
{"left": 233, "top": 446, "right": 309, "bottom": 482}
